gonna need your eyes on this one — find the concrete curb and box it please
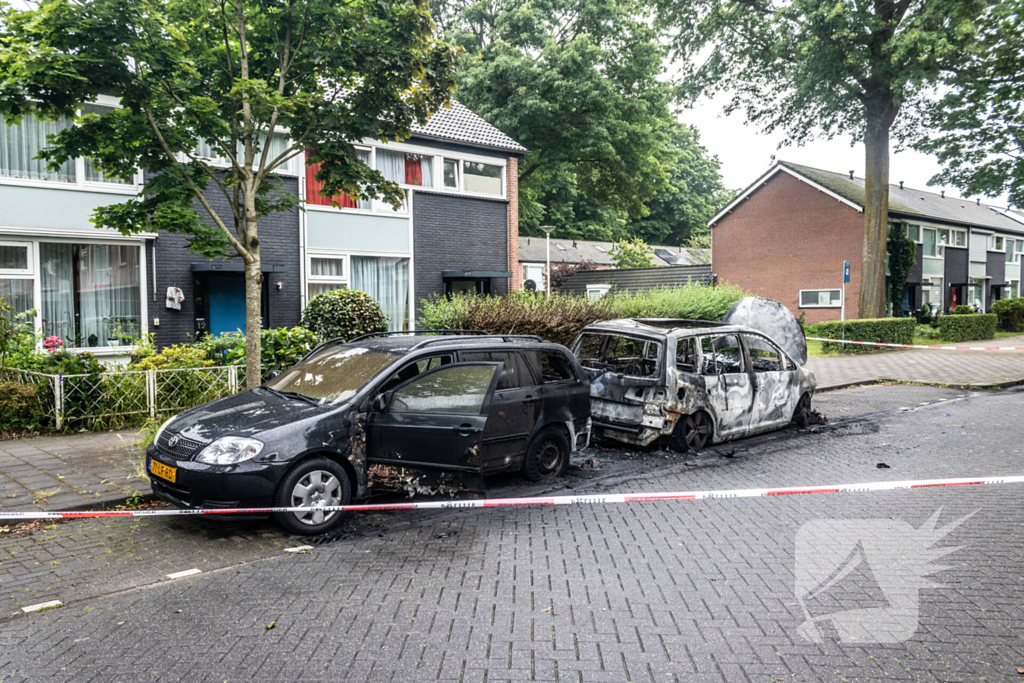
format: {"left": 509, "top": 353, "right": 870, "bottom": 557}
{"left": 818, "top": 377, "right": 1024, "bottom": 392}
{"left": 1, "top": 487, "right": 158, "bottom": 517}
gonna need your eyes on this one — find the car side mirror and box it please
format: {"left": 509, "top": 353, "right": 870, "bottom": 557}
{"left": 372, "top": 392, "right": 391, "bottom": 412}
{"left": 266, "top": 369, "right": 282, "bottom": 381}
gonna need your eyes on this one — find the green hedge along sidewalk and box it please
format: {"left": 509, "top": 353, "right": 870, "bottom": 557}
{"left": 806, "top": 318, "right": 916, "bottom": 354}
{"left": 936, "top": 313, "right": 998, "bottom": 343}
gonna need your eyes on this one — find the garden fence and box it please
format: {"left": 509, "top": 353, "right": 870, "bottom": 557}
{"left": 0, "top": 365, "right": 256, "bottom": 430}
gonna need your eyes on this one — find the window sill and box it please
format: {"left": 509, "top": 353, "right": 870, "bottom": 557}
{"left": 0, "top": 176, "right": 141, "bottom": 195}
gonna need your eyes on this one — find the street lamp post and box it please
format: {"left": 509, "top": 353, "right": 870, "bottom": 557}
{"left": 540, "top": 225, "right": 555, "bottom": 299}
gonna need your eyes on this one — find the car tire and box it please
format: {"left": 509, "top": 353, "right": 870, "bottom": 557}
{"left": 792, "top": 393, "right": 812, "bottom": 428}
{"left": 521, "top": 427, "right": 571, "bottom": 482}
{"left": 272, "top": 456, "right": 352, "bottom": 536}
{"left": 670, "top": 411, "right": 713, "bottom": 452}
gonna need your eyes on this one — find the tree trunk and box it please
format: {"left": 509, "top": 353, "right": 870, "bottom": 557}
{"left": 858, "top": 107, "right": 892, "bottom": 319}
{"left": 244, "top": 242, "right": 263, "bottom": 390}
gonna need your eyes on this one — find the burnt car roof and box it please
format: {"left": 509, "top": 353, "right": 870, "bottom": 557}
{"left": 579, "top": 318, "right": 762, "bottom": 338}
{"left": 332, "top": 333, "right": 569, "bottom": 356}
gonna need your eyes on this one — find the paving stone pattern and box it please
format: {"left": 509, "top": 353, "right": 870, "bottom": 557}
{"left": 1, "top": 386, "right": 1023, "bottom": 681}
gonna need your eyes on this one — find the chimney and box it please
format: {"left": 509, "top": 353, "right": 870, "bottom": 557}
{"left": 849, "top": 170, "right": 854, "bottom": 180}
{"left": 572, "top": 240, "right": 577, "bottom": 248}
{"left": 899, "top": 181, "right": 904, "bottom": 190}
{"left": 977, "top": 198, "right": 981, "bottom": 205}
{"left": 941, "top": 190, "right": 945, "bottom": 198}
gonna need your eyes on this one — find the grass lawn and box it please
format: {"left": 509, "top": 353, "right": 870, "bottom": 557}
{"left": 806, "top": 330, "right": 1021, "bottom": 358}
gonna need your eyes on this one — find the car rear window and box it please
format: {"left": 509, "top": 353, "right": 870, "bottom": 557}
{"left": 527, "top": 350, "right": 576, "bottom": 383}
{"left": 460, "top": 351, "right": 525, "bottom": 389}
{"left": 265, "top": 345, "right": 399, "bottom": 403}
{"left": 577, "top": 333, "right": 660, "bottom": 378}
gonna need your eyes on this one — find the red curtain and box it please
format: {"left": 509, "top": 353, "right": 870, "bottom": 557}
{"left": 404, "top": 154, "right": 423, "bottom": 186}
{"left": 305, "top": 154, "right": 357, "bottom": 208}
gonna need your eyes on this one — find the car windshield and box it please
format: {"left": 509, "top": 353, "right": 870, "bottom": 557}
{"left": 264, "top": 345, "right": 399, "bottom": 404}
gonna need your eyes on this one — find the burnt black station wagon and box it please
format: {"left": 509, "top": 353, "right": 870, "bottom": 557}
{"left": 147, "top": 332, "right": 592, "bottom": 534}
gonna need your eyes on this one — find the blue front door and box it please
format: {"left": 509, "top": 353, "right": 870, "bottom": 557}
{"left": 208, "top": 273, "right": 247, "bottom": 336}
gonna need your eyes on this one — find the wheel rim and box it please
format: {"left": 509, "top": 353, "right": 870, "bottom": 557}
{"left": 290, "top": 470, "right": 342, "bottom": 526}
{"left": 537, "top": 439, "right": 563, "bottom": 472}
{"left": 684, "top": 413, "right": 711, "bottom": 450}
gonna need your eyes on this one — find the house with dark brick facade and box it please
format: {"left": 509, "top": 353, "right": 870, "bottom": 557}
{"left": 0, "top": 99, "right": 525, "bottom": 356}
{"left": 709, "top": 161, "right": 1024, "bottom": 323}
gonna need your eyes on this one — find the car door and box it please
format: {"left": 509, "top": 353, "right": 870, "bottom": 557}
{"left": 525, "top": 348, "right": 590, "bottom": 442}
{"left": 698, "top": 334, "right": 755, "bottom": 439}
{"left": 458, "top": 350, "right": 538, "bottom": 472}
{"left": 366, "top": 362, "right": 502, "bottom": 497}
{"left": 742, "top": 333, "right": 798, "bottom": 430}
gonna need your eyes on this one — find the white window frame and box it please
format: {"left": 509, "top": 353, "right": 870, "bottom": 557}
{"left": 992, "top": 235, "right": 1006, "bottom": 252}
{"left": 586, "top": 284, "right": 612, "bottom": 299}
{"left": 306, "top": 253, "right": 350, "bottom": 297}
{"left": 0, "top": 240, "right": 34, "bottom": 277}
{"left": 799, "top": 288, "right": 842, "bottom": 309}
{"left": 304, "top": 249, "right": 413, "bottom": 327}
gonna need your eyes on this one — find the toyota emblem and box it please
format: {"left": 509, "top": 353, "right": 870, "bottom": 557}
{"left": 168, "top": 435, "right": 180, "bottom": 448}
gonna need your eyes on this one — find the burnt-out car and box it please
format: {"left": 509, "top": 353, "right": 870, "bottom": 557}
{"left": 570, "top": 298, "right": 816, "bottom": 451}
{"left": 147, "top": 333, "right": 591, "bottom": 534}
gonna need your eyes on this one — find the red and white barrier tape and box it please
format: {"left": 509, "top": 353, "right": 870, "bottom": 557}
{"left": 806, "top": 336, "right": 1024, "bottom": 351}
{"left": 2, "top": 475, "right": 1022, "bottom": 520}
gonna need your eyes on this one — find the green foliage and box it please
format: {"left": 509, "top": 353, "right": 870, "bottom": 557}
{"left": 0, "top": 381, "right": 48, "bottom": 431}
{"left": 611, "top": 238, "right": 655, "bottom": 269}
{"left": 133, "top": 345, "right": 214, "bottom": 371}
{"left": 419, "top": 284, "right": 747, "bottom": 347}
{"left": 914, "top": 0, "right": 1024, "bottom": 208}
{"left": 225, "top": 327, "right": 320, "bottom": 370}
{"left": 886, "top": 224, "right": 916, "bottom": 316}
{"left": 301, "top": 289, "right": 389, "bottom": 343}
{"left": 549, "top": 260, "right": 601, "bottom": 291}
{"left": 0, "top": 301, "right": 38, "bottom": 368}
{"left": 992, "top": 297, "right": 1024, "bottom": 332}
{"left": 915, "top": 324, "right": 941, "bottom": 340}
{"left": 951, "top": 305, "right": 974, "bottom": 315}
{"left": 193, "top": 333, "right": 245, "bottom": 365}
{"left": 806, "top": 318, "right": 916, "bottom": 354}
{"left": 936, "top": 313, "right": 998, "bottom": 342}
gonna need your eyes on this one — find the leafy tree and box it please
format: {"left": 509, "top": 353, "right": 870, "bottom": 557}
{"left": 0, "top": 0, "right": 456, "bottom": 387}
{"left": 433, "top": 0, "right": 677, "bottom": 241}
{"left": 657, "top": 0, "right": 988, "bottom": 318}
{"left": 611, "top": 237, "right": 654, "bottom": 269}
{"left": 914, "top": 0, "right": 1024, "bottom": 209}
{"left": 549, "top": 259, "right": 601, "bottom": 290}
{"left": 626, "top": 124, "right": 733, "bottom": 247}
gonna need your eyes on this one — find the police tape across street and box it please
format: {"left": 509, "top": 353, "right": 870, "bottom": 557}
{"left": 2, "top": 475, "right": 1023, "bottom": 521}
{"left": 805, "top": 337, "right": 1024, "bottom": 351}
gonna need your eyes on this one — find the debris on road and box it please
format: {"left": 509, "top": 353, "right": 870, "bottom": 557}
{"left": 877, "top": 463, "right": 891, "bottom": 469}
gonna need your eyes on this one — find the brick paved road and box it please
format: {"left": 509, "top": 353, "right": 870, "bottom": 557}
{"left": 1, "top": 386, "right": 1023, "bottom": 682}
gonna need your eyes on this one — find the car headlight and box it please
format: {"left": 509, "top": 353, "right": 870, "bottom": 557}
{"left": 195, "top": 437, "right": 264, "bottom": 465}
{"left": 153, "top": 418, "right": 173, "bottom": 445}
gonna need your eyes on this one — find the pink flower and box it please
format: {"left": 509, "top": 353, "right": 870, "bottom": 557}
{"left": 43, "top": 335, "right": 65, "bottom": 352}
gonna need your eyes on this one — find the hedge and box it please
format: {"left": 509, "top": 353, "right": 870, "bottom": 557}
{"left": 936, "top": 313, "right": 998, "bottom": 342}
{"left": 807, "top": 317, "right": 916, "bottom": 354}
{"left": 301, "top": 288, "right": 388, "bottom": 342}
{"left": 992, "top": 297, "right": 1024, "bottom": 332}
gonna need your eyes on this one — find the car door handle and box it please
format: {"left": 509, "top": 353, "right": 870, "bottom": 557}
{"left": 522, "top": 396, "right": 540, "bottom": 404}
{"left": 454, "top": 424, "right": 481, "bottom": 435}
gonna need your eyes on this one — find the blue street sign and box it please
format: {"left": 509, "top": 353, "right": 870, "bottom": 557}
{"left": 843, "top": 260, "right": 850, "bottom": 283}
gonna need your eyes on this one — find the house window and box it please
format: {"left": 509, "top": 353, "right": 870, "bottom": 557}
{"left": 906, "top": 224, "right": 920, "bottom": 242}
{"left": 305, "top": 149, "right": 371, "bottom": 209}
{"left": 377, "top": 149, "right": 434, "bottom": 188}
{"left": 922, "top": 228, "right": 938, "bottom": 257}
{"left": 443, "top": 159, "right": 459, "bottom": 189}
{"left": 522, "top": 264, "right": 545, "bottom": 291}
{"left": 1010, "top": 281, "right": 1020, "bottom": 298}
{"left": 954, "top": 230, "right": 967, "bottom": 247}
{"left": 993, "top": 235, "right": 1005, "bottom": 251}
{"left": 39, "top": 242, "right": 141, "bottom": 348}
{"left": 0, "top": 112, "right": 77, "bottom": 183}
{"left": 586, "top": 284, "right": 612, "bottom": 299}
{"left": 799, "top": 289, "right": 842, "bottom": 308}
{"left": 462, "top": 161, "right": 502, "bottom": 195}
{"left": 0, "top": 242, "right": 31, "bottom": 275}
{"left": 351, "top": 256, "right": 410, "bottom": 332}
{"left": 307, "top": 255, "right": 348, "bottom": 301}
{"left": 80, "top": 104, "right": 128, "bottom": 184}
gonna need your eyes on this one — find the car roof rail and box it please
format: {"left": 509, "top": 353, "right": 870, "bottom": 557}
{"left": 347, "top": 329, "right": 487, "bottom": 343}
{"left": 410, "top": 334, "right": 546, "bottom": 350}
{"left": 628, "top": 318, "right": 726, "bottom": 329}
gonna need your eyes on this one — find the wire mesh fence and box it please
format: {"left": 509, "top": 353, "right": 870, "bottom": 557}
{"left": 0, "top": 365, "right": 260, "bottom": 431}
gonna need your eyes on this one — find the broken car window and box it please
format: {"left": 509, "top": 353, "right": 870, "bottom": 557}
{"left": 460, "top": 351, "right": 520, "bottom": 389}
{"left": 602, "top": 336, "right": 660, "bottom": 377}
{"left": 576, "top": 334, "right": 606, "bottom": 365}
{"left": 265, "top": 346, "right": 400, "bottom": 403}
{"left": 390, "top": 364, "right": 496, "bottom": 414}
{"left": 378, "top": 355, "right": 453, "bottom": 394}
{"left": 526, "top": 350, "right": 576, "bottom": 383}
{"left": 742, "top": 335, "right": 785, "bottom": 372}
{"left": 700, "top": 335, "right": 745, "bottom": 375}
{"left": 676, "top": 338, "right": 698, "bottom": 373}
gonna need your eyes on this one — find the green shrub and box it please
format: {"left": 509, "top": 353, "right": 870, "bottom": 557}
{"left": 226, "top": 326, "right": 320, "bottom": 370}
{"left": 807, "top": 317, "right": 916, "bottom": 354}
{"left": 0, "top": 381, "right": 48, "bottom": 430}
{"left": 915, "top": 324, "right": 941, "bottom": 340}
{"left": 133, "top": 344, "right": 214, "bottom": 370}
{"left": 936, "top": 313, "right": 998, "bottom": 342}
{"left": 301, "top": 289, "right": 388, "bottom": 342}
{"left": 950, "top": 305, "right": 974, "bottom": 315}
{"left": 992, "top": 297, "right": 1024, "bottom": 332}
{"left": 418, "top": 283, "right": 748, "bottom": 348}
{"left": 193, "top": 332, "right": 245, "bottom": 364}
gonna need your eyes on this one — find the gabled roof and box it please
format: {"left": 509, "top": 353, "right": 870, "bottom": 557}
{"left": 709, "top": 161, "right": 1024, "bottom": 235}
{"left": 518, "top": 236, "right": 710, "bottom": 267}
{"left": 411, "top": 101, "right": 527, "bottom": 155}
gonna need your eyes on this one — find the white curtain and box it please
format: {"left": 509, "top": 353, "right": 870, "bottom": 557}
{"left": 351, "top": 256, "right": 410, "bottom": 331}
{"left": 0, "top": 113, "right": 76, "bottom": 183}
{"left": 376, "top": 149, "right": 405, "bottom": 184}
{"left": 0, "top": 279, "right": 33, "bottom": 316}
{"left": 78, "top": 244, "right": 141, "bottom": 346}
{"left": 310, "top": 258, "right": 345, "bottom": 277}
{"left": 40, "top": 243, "right": 76, "bottom": 343}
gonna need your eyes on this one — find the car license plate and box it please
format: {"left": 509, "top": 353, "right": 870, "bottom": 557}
{"left": 150, "top": 459, "right": 177, "bottom": 483}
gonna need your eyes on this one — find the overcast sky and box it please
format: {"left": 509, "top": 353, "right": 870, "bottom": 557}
{"left": 678, "top": 93, "right": 1011, "bottom": 208}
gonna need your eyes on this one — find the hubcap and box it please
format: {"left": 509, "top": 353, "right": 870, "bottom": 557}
{"left": 685, "top": 413, "right": 710, "bottom": 450}
{"left": 290, "top": 470, "right": 342, "bottom": 526}
{"left": 538, "top": 440, "right": 562, "bottom": 472}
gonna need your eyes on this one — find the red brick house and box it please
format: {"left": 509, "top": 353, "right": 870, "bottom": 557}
{"left": 710, "top": 162, "right": 1024, "bottom": 323}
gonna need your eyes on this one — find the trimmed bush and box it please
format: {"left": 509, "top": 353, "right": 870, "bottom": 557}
{"left": 134, "top": 344, "right": 214, "bottom": 370}
{"left": 0, "top": 381, "right": 48, "bottom": 431}
{"left": 807, "top": 318, "right": 916, "bottom": 354}
{"left": 936, "top": 313, "right": 998, "bottom": 342}
{"left": 950, "top": 305, "right": 974, "bottom": 315}
{"left": 418, "top": 284, "right": 748, "bottom": 348}
{"left": 301, "top": 289, "right": 388, "bottom": 342}
{"left": 992, "top": 297, "right": 1024, "bottom": 332}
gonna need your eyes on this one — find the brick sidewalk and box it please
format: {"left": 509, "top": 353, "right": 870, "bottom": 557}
{"left": 807, "top": 333, "right": 1024, "bottom": 389}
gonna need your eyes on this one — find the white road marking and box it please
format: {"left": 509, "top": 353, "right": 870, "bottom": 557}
{"left": 166, "top": 568, "right": 202, "bottom": 579}
{"left": 284, "top": 545, "right": 314, "bottom": 553}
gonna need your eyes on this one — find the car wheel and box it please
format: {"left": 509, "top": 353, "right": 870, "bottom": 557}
{"left": 792, "top": 393, "right": 812, "bottom": 428}
{"left": 273, "top": 457, "right": 352, "bottom": 536}
{"left": 521, "top": 427, "right": 571, "bottom": 482}
{"left": 672, "top": 411, "right": 713, "bottom": 452}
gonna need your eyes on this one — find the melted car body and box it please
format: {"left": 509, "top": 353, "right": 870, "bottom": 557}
{"left": 570, "top": 311, "right": 816, "bottom": 449}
